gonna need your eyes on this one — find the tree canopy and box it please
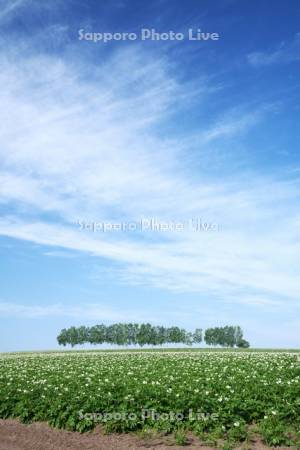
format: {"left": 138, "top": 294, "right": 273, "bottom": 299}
{"left": 57, "top": 323, "right": 250, "bottom": 348}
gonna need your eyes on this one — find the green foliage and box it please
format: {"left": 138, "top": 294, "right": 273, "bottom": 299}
{"left": 56, "top": 323, "right": 249, "bottom": 348}
{"left": 259, "top": 414, "right": 298, "bottom": 447}
{"left": 236, "top": 338, "right": 250, "bottom": 348}
{"left": 1, "top": 351, "right": 298, "bottom": 447}
{"left": 174, "top": 428, "right": 188, "bottom": 445}
{"left": 192, "top": 328, "right": 203, "bottom": 344}
{"left": 204, "top": 325, "right": 249, "bottom": 348}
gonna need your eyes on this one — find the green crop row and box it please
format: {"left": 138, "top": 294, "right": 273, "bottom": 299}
{"left": 0, "top": 351, "right": 299, "bottom": 447}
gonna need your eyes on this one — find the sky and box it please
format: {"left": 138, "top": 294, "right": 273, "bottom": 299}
{"left": 0, "top": 0, "right": 300, "bottom": 351}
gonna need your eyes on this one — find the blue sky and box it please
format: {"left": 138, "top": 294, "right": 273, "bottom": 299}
{"left": 0, "top": 0, "right": 300, "bottom": 351}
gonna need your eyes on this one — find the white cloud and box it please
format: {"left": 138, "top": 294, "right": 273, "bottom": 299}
{"left": 0, "top": 36, "right": 300, "bottom": 310}
{"left": 0, "top": 0, "right": 26, "bottom": 23}
{"left": 0, "top": 301, "right": 142, "bottom": 321}
{"left": 0, "top": 0, "right": 63, "bottom": 24}
{"left": 200, "top": 109, "right": 264, "bottom": 142}
{"left": 248, "top": 33, "right": 300, "bottom": 67}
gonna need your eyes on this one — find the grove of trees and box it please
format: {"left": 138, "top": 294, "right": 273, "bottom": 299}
{"left": 204, "top": 326, "right": 250, "bottom": 348}
{"left": 57, "top": 324, "right": 250, "bottom": 348}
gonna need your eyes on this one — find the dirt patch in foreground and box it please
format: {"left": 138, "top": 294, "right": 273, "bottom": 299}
{"left": 0, "top": 419, "right": 294, "bottom": 450}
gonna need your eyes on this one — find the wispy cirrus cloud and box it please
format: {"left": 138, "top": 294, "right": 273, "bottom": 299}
{"left": 0, "top": 30, "right": 300, "bottom": 310}
{"left": 248, "top": 33, "right": 300, "bottom": 67}
{"left": 0, "top": 301, "right": 144, "bottom": 321}
{"left": 0, "top": 0, "right": 64, "bottom": 24}
{"left": 0, "top": 0, "right": 26, "bottom": 23}
{"left": 200, "top": 105, "right": 271, "bottom": 142}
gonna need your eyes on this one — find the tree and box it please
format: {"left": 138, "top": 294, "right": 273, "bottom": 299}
{"left": 113, "top": 323, "right": 128, "bottom": 346}
{"left": 234, "top": 326, "right": 243, "bottom": 346}
{"left": 77, "top": 326, "right": 89, "bottom": 345}
{"left": 204, "top": 328, "right": 214, "bottom": 346}
{"left": 184, "top": 331, "right": 193, "bottom": 346}
{"left": 57, "top": 328, "right": 68, "bottom": 346}
{"left": 89, "top": 324, "right": 106, "bottom": 345}
{"left": 137, "top": 323, "right": 153, "bottom": 346}
{"left": 204, "top": 326, "right": 250, "bottom": 348}
{"left": 237, "top": 338, "right": 250, "bottom": 348}
{"left": 168, "top": 326, "right": 183, "bottom": 344}
{"left": 126, "top": 323, "right": 139, "bottom": 345}
{"left": 193, "top": 328, "right": 202, "bottom": 345}
{"left": 205, "top": 327, "right": 220, "bottom": 346}
{"left": 67, "top": 326, "right": 81, "bottom": 347}
{"left": 223, "top": 326, "right": 235, "bottom": 347}
{"left": 56, "top": 323, "right": 250, "bottom": 348}
{"left": 154, "top": 326, "right": 167, "bottom": 346}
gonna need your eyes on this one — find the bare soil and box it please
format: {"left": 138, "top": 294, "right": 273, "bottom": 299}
{"left": 0, "top": 419, "right": 295, "bottom": 450}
